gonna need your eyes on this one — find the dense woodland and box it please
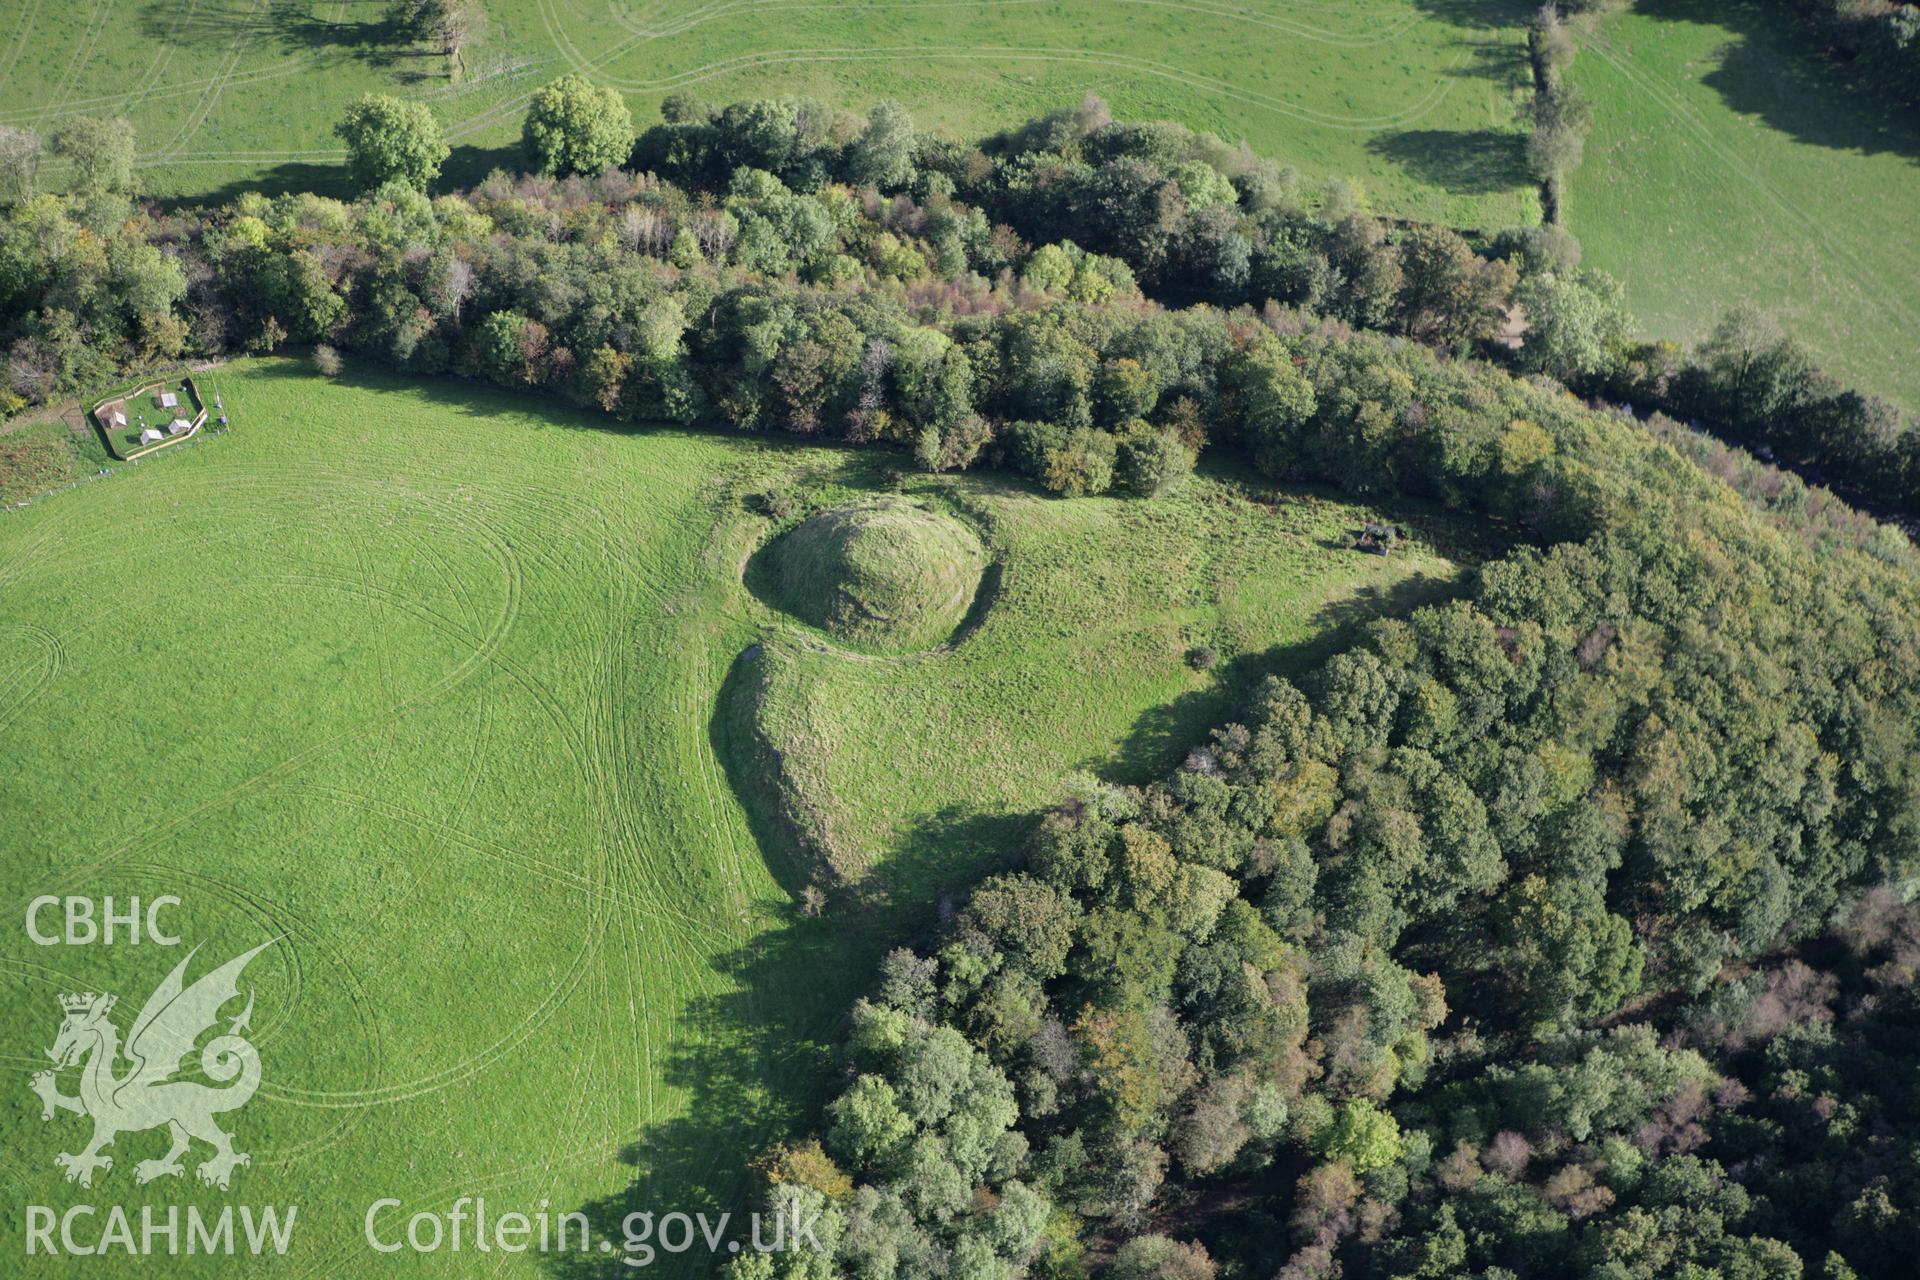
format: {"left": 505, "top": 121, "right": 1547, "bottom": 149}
{"left": 765, "top": 363, "right": 1920, "bottom": 1277}
{"left": 3, "top": 90, "right": 1920, "bottom": 1280}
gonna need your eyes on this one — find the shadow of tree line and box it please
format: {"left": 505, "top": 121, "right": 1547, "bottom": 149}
{"left": 137, "top": 0, "right": 424, "bottom": 64}
{"left": 161, "top": 142, "right": 524, "bottom": 211}
{"left": 1654, "top": 0, "right": 1920, "bottom": 164}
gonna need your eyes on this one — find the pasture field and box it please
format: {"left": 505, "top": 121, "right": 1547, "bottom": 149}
{"left": 0, "top": 0, "right": 1538, "bottom": 225}
{"left": 1, "top": 359, "right": 834, "bottom": 1277}
{"left": 0, "top": 358, "right": 1455, "bottom": 1274}
{"left": 1568, "top": 0, "right": 1920, "bottom": 410}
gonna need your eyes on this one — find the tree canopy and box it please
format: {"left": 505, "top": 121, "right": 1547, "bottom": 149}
{"left": 522, "top": 74, "right": 635, "bottom": 177}
{"left": 335, "top": 94, "right": 449, "bottom": 192}
{"left": 50, "top": 116, "right": 132, "bottom": 198}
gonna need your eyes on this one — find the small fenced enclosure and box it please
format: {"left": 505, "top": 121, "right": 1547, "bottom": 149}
{"left": 92, "top": 376, "right": 211, "bottom": 460}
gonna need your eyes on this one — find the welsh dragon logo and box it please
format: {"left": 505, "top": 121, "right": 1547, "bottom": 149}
{"left": 30, "top": 941, "right": 272, "bottom": 1191}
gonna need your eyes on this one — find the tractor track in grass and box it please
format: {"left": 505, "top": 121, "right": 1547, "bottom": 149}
{"left": 606, "top": 0, "right": 1430, "bottom": 49}
{"left": 0, "top": 55, "right": 329, "bottom": 127}
{"left": 247, "top": 678, "right": 618, "bottom": 1114}
{"left": 0, "top": 951, "right": 122, "bottom": 1074}
{"left": 621, "top": 46, "right": 1469, "bottom": 133}
{"left": 514, "top": 0, "right": 1481, "bottom": 142}
{"left": 256, "top": 802, "right": 607, "bottom": 1110}
{"left": 7, "top": 473, "right": 528, "bottom": 922}
{"left": 108, "top": 0, "right": 200, "bottom": 128}
{"left": 0, "top": 623, "right": 64, "bottom": 737}
{"left": 38, "top": 0, "right": 109, "bottom": 120}
{"left": 0, "top": 858, "right": 376, "bottom": 1199}
{"left": 533, "top": 0, "right": 1479, "bottom": 135}
{"left": 115, "top": 861, "right": 385, "bottom": 1159}
{"left": 147, "top": 2, "right": 261, "bottom": 165}
{"left": 289, "top": 781, "right": 734, "bottom": 944}
{"left": 0, "top": 370, "right": 842, "bottom": 1267}
{"left": 2, "top": 22, "right": 543, "bottom": 135}
{"left": 575, "top": 484, "right": 691, "bottom": 1162}
{"left": 0, "top": 0, "right": 1512, "bottom": 220}
{"left": 0, "top": 0, "right": 41, "bottom": 88}
{"left": 159, "top": 463, "right": 738, "bottom": 1114}
{"left": 0, "top": 497, "right": 77, "bottom": 594}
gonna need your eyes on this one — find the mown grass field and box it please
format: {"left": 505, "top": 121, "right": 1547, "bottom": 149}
{"left": 0, "top": 0, "right": 1538, "bottom": 224}
{"left": 1, "top": 359, "right": 842, "bottom": 1276}
{"left": 1569, "top": 0, "right": 1920, "bottom": 410}
{"left": 0, "top": 358, "right": 1458, "bottom": 1274}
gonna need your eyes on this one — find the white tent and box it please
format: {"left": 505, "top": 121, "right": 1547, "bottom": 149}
{"left": 168, "top": 417, "right": 192, "bottom": 435}
{"left": 158, "top": 391, "right": 178, "bottom": 409}
{"left": 110, "top": 410, "right": 127, "bottom": 426}
{"left": 139, "top": 427, "right": 163, "bottom": 445}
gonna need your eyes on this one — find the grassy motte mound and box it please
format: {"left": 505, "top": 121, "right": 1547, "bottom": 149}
{"left": 767, "top": 499, "right": 987, "bottom": 652}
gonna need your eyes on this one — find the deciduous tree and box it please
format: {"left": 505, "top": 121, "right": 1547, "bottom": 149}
{"left": 523, "top": 75, "right": 635, "bottom": 177}
{"left": 336, "top": 95, "right": 449, "bottom": 192}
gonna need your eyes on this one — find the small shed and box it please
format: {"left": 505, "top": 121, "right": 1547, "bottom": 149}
{"left": 1356, "top": 522, "right": 1399, "bottom": 556}
{"left": 110, "top": 410, "right": 127, "bottom": 427}
{"left": 168, "top": 417, "right": 192, "bottom": 436}
{"left": 158, "top": 391, "right": 179, "bottom": 409}
{"left": 139, "top": 427, "right": 164, "bottom": 445}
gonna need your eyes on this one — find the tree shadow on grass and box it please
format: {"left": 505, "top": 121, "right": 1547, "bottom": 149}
{"left": 157, "top": 163, "right": 355, "bottom": 211}
{"left": 245, "top": 358, "right": 655, "bottom": 432}
{"left": 1552, "top": 0, "right": 1920, "bottom": 165}
{"left": 1387, "top": 0, "right": 1539, "bottom": 146}
{"left": 441, "top": 142, "right": 531, "bottom": 191}
{"left": 856, "top": 806, "right": 1029, "bottom": 926}
{"left": 1098, "top": 567, "right": 1464, "bottom": 788}
{"left": 137, "top": 0, "right": 427, "bottom": 65}
{"left": 1367, "top": 128, "right": 1532, "bottom": 198}
{"left": 1401, "top": 0, "right": 1538, "bottom": 31}
{"left": 1665, "top": 0, "right": 1920, "bottom": 164}
{"left": 153, "top": 141, "right": 525, "bottom": 211}
{"left": 539, "top": 901, "right": 857, "bottom": 1279}
{"left": 542, "top": 800, "right": 1014, "bottom": 1277}
{"left": 1449, "top": 36, "right": 1533, "bottom": 88}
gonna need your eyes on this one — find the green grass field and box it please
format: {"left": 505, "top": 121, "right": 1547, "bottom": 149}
{"left": 1568, "top": 0, "right": 1920, "bottom": 410}
{"left": 2, "top": 360, "right": 836, "bottom": 1276}
{"left": 0, "top": 357, "right": 1461, "bottom": 1273}
{"left": 0, "top": 0, "right": 1538, "bottom": 224}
